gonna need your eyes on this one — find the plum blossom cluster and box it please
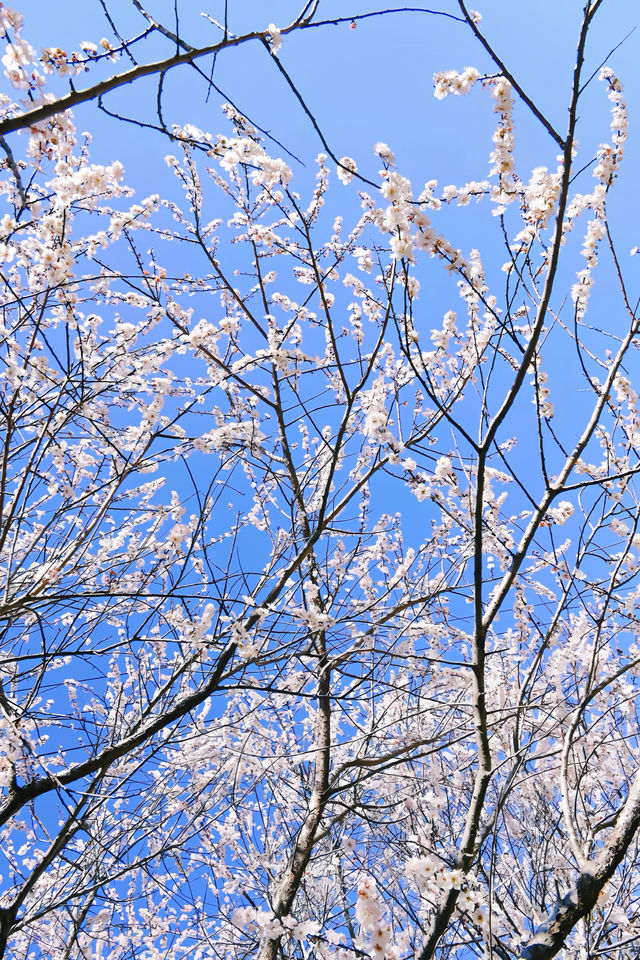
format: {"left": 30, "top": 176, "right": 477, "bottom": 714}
{"left": 360, "top": 375, "right": 396, "bottom": 444}
{"left": 374, "top": 141, "right": 395, "bottom": 165}
{"left": 213, "top": 125, "right": 293, "bottom": 191}
{"left": 337, "top": 156, "right": 357, "bottom": 185}
{"left": 372, "top": 163, "right": 470, "bottom": 273}
{"left": 406, "top": 856, "right": 484, "bottom": 925}
{"left": 267, "top": 22, "right": 282, "bottom": 55}
{"left": 545, "top": 500, "right": 575, "bottom": 526}
{"left": 430, "top": 309, "right": 457, "bottom": 352}
{"left": 0, "top": 2, "right": 21, "bottom": 33}
{"left": 595, "top": 67, "right": 628, "bottom": 186}
{"left": 488, "top": 76, "right": 516, "bottom": 206}
{"left": 567, "top": 69, "right": 628, "bottom": 317}
{"left": 531, "top": 367, "right": 554, "bottom": 419}
{"left": 0, "top": 3, "right": 111, "bottom": 88}
{"left": 432, "top": 66, "right": 517, "bottom": 215}
{"left": 1, "top": 32, "right": 38, "bottom": 89}
{"left": 571, "top": 216, "right": 606, "bottom": 318}
{"left": 46, "top": 157, "right": 125, "bottom": 204}
{"left": 518, "top": 165, "right": 562, "bottom": 240}
{"left": 0, "top": 714, "right": 30, "bottom": 789}
{"left": 232, "top": 906, "right": 319, "bottom": 944}
{"left": 355, "top": 876, "right": 395, "bottom": 960}
{"left": 1, "top": 7, "right": 639, "bottom": 960}
{"left": 433, "top": 66, "right": 479, "bottom": 99}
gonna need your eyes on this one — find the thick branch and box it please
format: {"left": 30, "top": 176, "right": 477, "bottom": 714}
{"left": 520, "top": 773, "right": 640, "bottom": 959}
{"left": 0, "top": 31, "right": 263, "bottom": 137}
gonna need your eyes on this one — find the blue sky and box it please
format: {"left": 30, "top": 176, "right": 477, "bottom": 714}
{"left": 13, "top": 2, "right": 640, "bottom": 432}
{"left": 3, "top": 4, "right": 640, "bottom": 955}
{"left": 10, "top": 0, "right": 640, "bottom": 578}
{"left": 14, "top": 1, "right": 640, "bottom": 202}
{"left": 12, "top": 1, "right": 639, "bottom": 385}
{"left": 7, "top": 0, "right": 639, "bottom": 576}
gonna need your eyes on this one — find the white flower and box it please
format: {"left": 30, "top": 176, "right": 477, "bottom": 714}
{"left": 413, "top": 482, "right": 431, "bottom": 501}
{"left": 89, "top": 909, "right": 111, "bottom": 933}
{"left": 374, "top": 142, "right": 395, "bottom": 165}
{"left": 267, "top": 23, "right": 282, "bottom": 54}
{"left": 354, "top": 246, "right": 373, "bottom": 272}
{"left": 546, "top": 501, "right": 574, "bottom": 526}
{"left": 390, "top": 233, "right": 414, "bottom": 261}
{"left": 355, "top": 876, "right": 382, "bottom": 929}
{"left": 337, "top": 157, "right": 357, "bottom": 185}
{"left": 380, "top": 171, "right": 412, "bottom": 202}
{"left": 434, "top": 456, "right": 455, "bottom": 484}
{"left": 433, "top": 66, "right": 479, "bottom": 99}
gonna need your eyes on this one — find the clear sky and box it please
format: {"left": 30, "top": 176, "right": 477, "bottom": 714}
{"left": 3, "top": 6, "right": 640, "bottom": 955}
{"left": 13, "top": 1, "right": 640, "bottom": 202}
{"left": 10, "top": 0, "right": 640, "bottom": 543}
{"left": 11, "top": 1, "right": 639, "bottom": 389}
